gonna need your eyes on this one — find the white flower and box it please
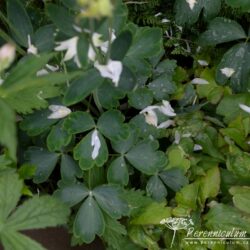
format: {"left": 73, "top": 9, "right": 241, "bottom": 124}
{"left": 0, "top": 78, "right": 4, "bottom": 85}
{"left": 191, "top": 78, "right": 209, "bottom": 85}
{"left": 220, "top": 67, "right": 235, "bottom": 78}
{"left": 174, "top": 131, "right": 181, "bottom": 144}
{"left": 193, "top": 144, "right": 203, "bottom": 151}
{"left": 157, "top": 120, "right": 175, "bottom": 129}
{"left": 239, "top": 104, "right": 250, "bottom": 114}
{"left": 162, "top": 18, "right": 170, "bottom": 23}
{"left": 0, "top": 43, "right": 15, "bottom": 72}
{"left": 55, "top": 37, "right": 81, "bottom": 68}
{"left": 155, "top": 12, "right": 162, "bottom": 17}
{"left": 47, "top": 105, "right": 71, "bottom": 119}
{"left": 140, "top": 108, "right": 158, "bottom": 127}
{"left": 91, "top": 130, "right": 101, "bottom": 160}
{"left": 94, "top": 59, "right": 122, "bottom": 87}
{"left": 186, "top": 0, "right": 197, "bottom": 10}
{"left": 198, "top": 60, "right": 209, "bottom": 66}
{"left": 160, "top": 100, "right": 176, "bottom": 117}
{"left": 36, "top": 64, "right": 59, "bottom": 76}
{"left": 27, "top": 35, "right": 38, "bottom": 55}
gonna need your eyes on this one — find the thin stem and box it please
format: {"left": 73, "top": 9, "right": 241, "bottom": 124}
{"left": 170, "top": 230, "right": 177, "bottom": 248}
{"left": 93, "top": 89, "right": 103, "bottom": 114}
{"left": 105, "top": 17, "right": 113, "bottom": 64}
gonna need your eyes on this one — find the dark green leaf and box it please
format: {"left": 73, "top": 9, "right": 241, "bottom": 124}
{"left": 159, "top": 168, "right": 188, "bottom": 192}
{"left": 34, "top": 25, "right": 55, "bottom": 52}
{"left": 7, "top": 0, "right": 33, "bottom": 47}
{"left": 226, "top": 0, "right": 250, "bottom": 12}
{"left": 74, "top": 196, "right": 105, "bottom": 243}
{"left": 54, "top": 183, "right": 89, "bottom": 207}
{"left": 93, "top": 185, "right": 129, "bottom": 219}
{"left": 63, "top": 111, "right": 95, "bottom": 134}
{"left": 25, "top": 147, "right": 59, "bottom": 183}
{"left": 64, "top": 69, "right": 103, "bottom": 106}
{"left": 128, "top": 88, "right": 153, "bottom": 110}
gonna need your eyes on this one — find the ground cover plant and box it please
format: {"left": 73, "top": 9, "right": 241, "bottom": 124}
{"left": 0, "top": 0, "right": 250, "bottom": 249}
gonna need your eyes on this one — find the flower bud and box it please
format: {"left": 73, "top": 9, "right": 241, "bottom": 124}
{"left": 0, "top": 44, "right": 15, "bottom": 72}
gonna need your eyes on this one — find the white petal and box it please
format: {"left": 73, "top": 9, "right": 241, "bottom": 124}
{"left": 186, "top": 0, "right": 197, "bottom": 10}
{"left": 94, "top": 60, "right": 123, "bottom": 87}
{"left": 157, "top": 120, "right": 175, "bottom": 129}
{"left": 220, "top": 67, "right": 235, "bottom": 78}
{"left": 162, "top": 18, "right": 170, "bottom": 23}
{"left": 46, "top": 64, "right": 59, "bottom": 72}
{"left": 160, "top": 100, "right": 176, "bottom": 117}
{"left": 174, "top": 131, "right": 181, "bottom": 144}
{"left": 27, "top": 35, "right": 38, "bottom": 55}
{"left": 191, "top": 78, "right": 209, "bottom": 85}
{"left": 55, "top": 37, "right": 78, "bottom": 62}
{"left": 143, "top": 110, "right": 158, "bottom": 127}
{"left": 198, "top": 60, "right": 209, "bottom": 66}
{"left": 193, "top": 144, "right": 203, "bottom": 151}
{"left": 36, "top": 69, "right": 49, "bottom": 76}
{"left": 91, "top": 130, "right": 101, "bottom": 159}
{"left": 88, "top": 46, "right": 96, "bottom": 61}
{"left": 47, "top": 105, "right": 71, "bottom": 119}
{"left": 155, "top": 12, "right": 162, "bottom": 17}
{"left": 239, "top": 104, "right": 250, "bottom": 114}
{"left": 0, "top": 78, "right": 4, "bottom": 85}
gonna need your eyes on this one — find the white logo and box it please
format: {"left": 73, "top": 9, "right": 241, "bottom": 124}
{"left": 160, "top": 217, "right": 194, "bottom": 248}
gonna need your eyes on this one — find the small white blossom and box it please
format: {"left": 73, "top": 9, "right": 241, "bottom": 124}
{"left": 157, "top": 120, "right": 175, "bottom": 129}
{"left": 220, "top": 67, "right": 235, "bottom": 78}
{"left": 0, "top": 78, "right": 3, "bottom": 85}
{"left": 91, "top": 130, "right": 101, "bottom": 160}
{"left": 174, "top": 131, "right": 181, "bottom": 144}
{"left": 162, "top": 18, "right": 170, "bottom": 23}
{"left": 55, "top": 37, "right": 81, "bottom": 67}
{"left": 27, "top": 35, "right": 38, "bottom": 55}
{"left": 198, "top": 60, "right": 209, "bottom": 66}
{"left": 186, "top": 0, "right": 197, "bottom": 10}
{"left": 160, "top": 100, "right": 176, "bottom": 117}
{"left": 94, "top": 59, "right": 122, "bottom": 87}
{"left": 47, "top": 105, "right": 71, "bottom": 119}
{"left": 193, "top": 144, "right": 203, "bottom": 151}
{"left": 36, "top": 64, "right": 59, "bottom": 76}
{"left": 239, "top": 104, "right": 250, "bottom": 114}
{"left": 191, "top": 78, "right": 209, "bottom": 85}
{"left": 0, "top": 43, "right": 15, "bottom": 72}
{"left": 155, "top": 12, "right": 162, "bottom": 17}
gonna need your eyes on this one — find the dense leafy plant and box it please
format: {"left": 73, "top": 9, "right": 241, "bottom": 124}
{"left": 0, "top": 0, "right": 250, "bottom": 249}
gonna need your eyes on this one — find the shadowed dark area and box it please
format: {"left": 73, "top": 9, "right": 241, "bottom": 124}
{"left": 0, "top": 228, "right": 105, "bottom": 250}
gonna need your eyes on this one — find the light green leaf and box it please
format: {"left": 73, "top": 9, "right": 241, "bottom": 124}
{"left": 1, "top": 231, "right": 45, "bottom": 250}
{"left": 73, "top": 130, "right": 108, "bottom": 170}
{"left": 131, "top": 202, "right": 171, "bottom": 225}
{"left": 7, "top": 0, "right": 33, "bottom": 47}
{"left": 0, "top": 99, "right": 16, "bottom": 161}
{"left": 74, "top": 196, "right": 105, "bottom": 243}
{"left": 107, "top": 157, "right": 129, "bottom": 186}
{"left": 47, "top": 121, "right": 72, "bottom": 152}
{"left": 127, "top": 27, "right": 163, "bottom": 59}
{"left": 0, "top": 172, "right": 22, "bottom": 222}
{"left": 216, "top": 43, "right": 250, "bottom": 92}
{"left": 6, "top": 196, "right": 70, "bottom": 230}
{"left": 97, "top": 110, "right": 129, "bottom": 142}
{"left": 126, "top": 140, "right": 167, "bottom": 175}
{"left": 199, "top": 18, "right": 246, "bottom": 46}
{"left": 226, "top": 0, "right": 250, "bottom": 12}
{"left": 146, "top": 175, "right": 168, "bottom": 202}
{"left": 25, "top": 147, "right": 60, "bottom": 184}
{"left": 204, "top": 203, "right": 250, "bottom": 232}
{"left": 54, "top": 183, "right": 89, "bottom": 207}
{"left": 63, "top": 111, "right": 95, "bottom": 134}
{"left": 175, "top": 0, "right": 221, "bottom": 26}
{"left": 128, "top": 88, "right": 153, "bottom": 110}
{"left": 64, "top": 69, "right": 103, "bottom": 106}
{"left": 229, "top": 186, "right": 250, "bottom": 214}
{"left": 93, "top": 185, "right": 129, "bottom": 219}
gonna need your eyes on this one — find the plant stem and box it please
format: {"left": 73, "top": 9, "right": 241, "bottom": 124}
{"left": 93, "top": 89, "right": 103, "bottom": 114}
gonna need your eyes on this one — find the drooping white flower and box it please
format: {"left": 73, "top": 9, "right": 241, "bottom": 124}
{"left": 91, "top": 130, "right": 101, "bottom": 159}
{"left": 191, "top": 78, "right": 209, "bottom": 85}
{"left": 140, "top": 109, "right": 158, "bottom": 127}
{"left": 0, "top": 43, "right": 15, "bottom": 72}
{"left": 160, "top": 100, "right": 176, "bottom": 117}
{"left": 220, "top": 67, "right": 235, "bottom": 78}
{"left": 193, "top": 144, "right": 203, "bottom": 151}
{"left": 47, "top": 105, "right": 71, "bottom": 119}
{"left": 157, "top": 120, "right": 175, "bottom": 129}
{"left": 27, "top": 35, "right": 38, "bottom": 55}
{"left": 36, "top": 64, "right": 59, "bottom": 76}
{"left": 55, "top": 37, "right": 81, "bottom": 67}
{"left": 94, "top": 59, "right": 122, "bottom": 87}
{"left": 186, "top": 0, "right": 197, "bottom": 10}
{"left": 239, "top": 104, "right": 250, "bottom": 114}
{"left": 198, "top": 60, "right": 209, "bottom": 66}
